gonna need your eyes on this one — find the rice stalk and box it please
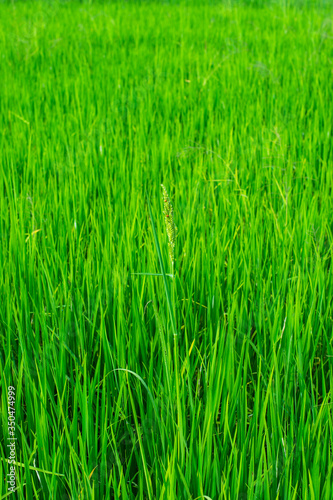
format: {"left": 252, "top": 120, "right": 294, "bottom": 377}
{"left": 161, "top": 184, "right": 177, "bottom": 277}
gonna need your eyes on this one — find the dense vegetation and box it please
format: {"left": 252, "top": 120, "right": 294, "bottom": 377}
{"left": 1, "top": 1, "right": 333, "bottom": 498}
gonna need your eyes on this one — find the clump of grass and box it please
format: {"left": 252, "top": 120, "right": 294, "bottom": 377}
{"left": 1, "top": 2, "right": 333, "bottom": 498}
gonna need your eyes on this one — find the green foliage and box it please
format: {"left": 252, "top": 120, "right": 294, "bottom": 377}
{"left": 0, "top": 0, "right": 333, "bottom": 498}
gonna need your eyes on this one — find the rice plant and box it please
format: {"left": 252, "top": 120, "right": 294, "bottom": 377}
{"left": 1, "top": 0, "right": 333, "bottom": 498}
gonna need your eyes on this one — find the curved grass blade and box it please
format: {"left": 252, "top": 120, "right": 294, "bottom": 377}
{"left": 112, "top": 368, "right": 172, "bottom": 454}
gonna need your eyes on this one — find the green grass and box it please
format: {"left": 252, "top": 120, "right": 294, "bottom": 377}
{"left": 1, "top": 0, "right": 333, "bottom": 498}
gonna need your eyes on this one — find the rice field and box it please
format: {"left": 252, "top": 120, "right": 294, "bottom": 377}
{"left": 1, "top": 1, "right": 333, "bottom": 498}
